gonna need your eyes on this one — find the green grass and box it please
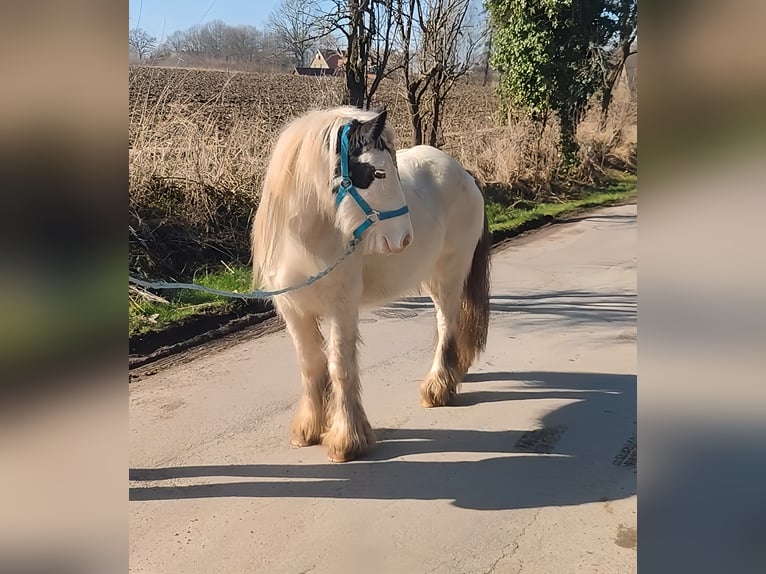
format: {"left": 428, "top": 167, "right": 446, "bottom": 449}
{"left": 486, "top": 174, "right": 637, "bottom": 233}
{"left": 129, "top": 264, "right": 252, "bottom": 336}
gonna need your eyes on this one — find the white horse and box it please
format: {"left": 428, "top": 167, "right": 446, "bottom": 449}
{"left": 252, "top": 106, "right": 491, "bottom": 462}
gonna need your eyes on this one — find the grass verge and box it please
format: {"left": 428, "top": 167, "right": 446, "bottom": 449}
{"left": 129, "top": 264, "right": 252, "bottom": 336}
{"left": 487, "top": 174, "right": 637, "bottom": 235}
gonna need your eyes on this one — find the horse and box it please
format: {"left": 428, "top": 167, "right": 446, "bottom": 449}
{"left": 251, "top": 106, "right": 491, "bottom": 462}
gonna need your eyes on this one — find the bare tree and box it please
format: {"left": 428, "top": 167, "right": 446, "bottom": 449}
{"left": 225, "top": 25, "right": 261, "bottom": 62}
{"left": 344, "top": 0, "right": 366, "bottom": 106}
{"left": 481, "top": 20, "right": 493, "bottom": 86}
{"left": 597, "top": 0, "right": 638, "bottom": 125}
{"left": 164, "top": 30, "right": 187, "bottom": 54}
{"left": 395, "top": 0, "right": 431, "bottom": 144}
{"left": 306, "top": 0, "right": 398, "bottom": 108}
{"left": 151, "top": 22, "right": 293, "bottom": 71}
{"left": 365, "top": 0, "right": 398, "bottom": 106}
{"left": 394, "top": 0, "right": 482, "bottom": 145}
{"left": 184, "top": 26, "right": 205, "bottom": 55}
{"left": 129, "top": 28, "right": 157, "bottom": 61}
{"left": 268, "top": 0, "right": 328, "bottom": 66}
{"left": 424, "top": 0, "right": 485, "bottom": 146}
{"left": 198, "top": 20, "right": 228, "bottom": 58}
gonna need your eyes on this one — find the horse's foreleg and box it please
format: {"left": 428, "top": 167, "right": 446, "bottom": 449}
{"left": 421, "top": 278, "right": 463, "bottom": 408}
{"left": 322, "top": 307, "right": 375, "bottom": 462}
{"left": 283, "top": 309, "right": 329, "bottom": 447}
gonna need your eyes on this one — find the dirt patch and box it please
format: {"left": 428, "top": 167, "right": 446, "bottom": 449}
{"left": 129, "top": 315, "right": 285, "bottom": 383}
{"left": 129, "top": 299, "right": 274, "bottom": 372}
{"left": 615, "top": 524, "right": 637, "bottom": 550}
{"left": 515, "top": 425, "right": 568, "bottom": 454}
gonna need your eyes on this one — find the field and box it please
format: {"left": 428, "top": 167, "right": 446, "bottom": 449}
{"left": 129, "top": 64, "right": 636, "bottom": 337}
{"left": 129, "top": 66, "right": 501, "bottom": 142}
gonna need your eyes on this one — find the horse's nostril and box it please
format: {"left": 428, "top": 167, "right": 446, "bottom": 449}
{"left": 401, "top": 233, "right": 412, "bottom": 249}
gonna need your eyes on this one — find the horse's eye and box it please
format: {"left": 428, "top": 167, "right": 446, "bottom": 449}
{"left": 374, "top": 170, "right": 386, "bottom": 179}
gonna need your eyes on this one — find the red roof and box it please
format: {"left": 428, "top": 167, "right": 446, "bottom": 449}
{"left": 317, "top": 49, "right": 346, "bottom": 70}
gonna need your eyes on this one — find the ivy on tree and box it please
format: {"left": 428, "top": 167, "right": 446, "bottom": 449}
{"left": 485, "top": 0, "right": 621, "bottom": 167}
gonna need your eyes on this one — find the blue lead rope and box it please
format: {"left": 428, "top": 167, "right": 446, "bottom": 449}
{"left": 129, "top": 238, "right": 359, "bottom": 300}
{"left": 128, "top": 121, "right": 409, "bottom": 300}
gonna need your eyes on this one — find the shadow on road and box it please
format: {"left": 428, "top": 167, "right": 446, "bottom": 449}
{"left": 387, "top": 290, "right": 636, "bottom": 327}
{"left": 130, "top": 371, "right": 636, "bottom": 510}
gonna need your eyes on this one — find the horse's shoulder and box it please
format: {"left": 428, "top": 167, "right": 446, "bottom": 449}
{"left": 398, "top": 145, "right": 462, "bottom": 176}
{"left": 396, "top": 145, "right": 442, "bottom": 164}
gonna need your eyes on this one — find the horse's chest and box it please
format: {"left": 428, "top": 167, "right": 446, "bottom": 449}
{"left": 361, "top": 248, "right": 434, "bottom": 302}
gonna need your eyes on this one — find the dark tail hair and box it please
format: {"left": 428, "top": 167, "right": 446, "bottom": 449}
{"left": 456, "top": 208, "right": 492, "bottom": 376}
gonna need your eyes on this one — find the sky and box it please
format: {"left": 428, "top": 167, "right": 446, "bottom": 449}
{"left": 128, "top": 0, "right": 282, "bottom": 42}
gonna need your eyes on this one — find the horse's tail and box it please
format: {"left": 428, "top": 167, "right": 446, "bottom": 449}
{"left": 456, "top": 206, "right": 492, "bottom": 376}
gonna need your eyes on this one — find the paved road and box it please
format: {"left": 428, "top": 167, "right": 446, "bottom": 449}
{"left": 129, "top": 203, "right": 637, "bottom": 574}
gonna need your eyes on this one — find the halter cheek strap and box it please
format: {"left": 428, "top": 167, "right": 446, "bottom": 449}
{"left": 335, "top": 123, "right": 409, "bottom": 242}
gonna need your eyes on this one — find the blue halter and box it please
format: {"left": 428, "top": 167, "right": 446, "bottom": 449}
{"left": 335, "top": 122, "right": 410, "bottom": 243}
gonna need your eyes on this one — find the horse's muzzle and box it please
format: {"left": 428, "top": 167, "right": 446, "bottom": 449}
{"left": 382, "top": 231, "right": 413, "bottom": 255}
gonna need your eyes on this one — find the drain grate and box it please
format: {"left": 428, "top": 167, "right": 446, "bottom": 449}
{"left": 613, "top": 434, "right": 637, "bottom": 467}
{"left": 372, "top": 309, "right": 418, "bottom": 319}
{"left": 515, "top": 425, "right": 567, "bottom": 453}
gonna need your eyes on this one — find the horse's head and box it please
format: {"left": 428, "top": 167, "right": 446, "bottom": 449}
{"left": 332, "top": 109, "right": 413, "bottom": 256}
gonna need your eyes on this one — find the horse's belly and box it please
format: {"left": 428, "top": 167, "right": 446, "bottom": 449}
{"left": 360, "top": 238, "right": 440, "bottom": 306}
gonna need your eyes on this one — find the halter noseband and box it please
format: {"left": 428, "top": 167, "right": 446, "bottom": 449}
{"left": 335, "top": 122, "right": 410, "bottom": 243}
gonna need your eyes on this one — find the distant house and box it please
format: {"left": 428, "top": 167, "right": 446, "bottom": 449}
{"left": 293, "top": 49, "right": 346, "bottom": 76}
{"left": 292, "top": 48, "right": 389, "bottom": 78}
{"left": 310, "top": 49, "right": 346, "bottom": 71}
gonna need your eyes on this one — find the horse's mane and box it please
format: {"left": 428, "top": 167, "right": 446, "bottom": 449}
{"left": 252, "top": 106, "right": 396, "bottom": 281}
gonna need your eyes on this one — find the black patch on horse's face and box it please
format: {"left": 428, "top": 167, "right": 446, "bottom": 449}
{"left": 347, "top": 160, "right": 376, "bottom": 189}
{"left": 334, "top": 146, "right": 377, "bottom": 189}
{"left": 334, "top": 113, "right": 392, "bottom": 191}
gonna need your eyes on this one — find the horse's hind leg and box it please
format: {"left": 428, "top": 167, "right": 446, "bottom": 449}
{"left": 421, "top": 270, "right": 465, "bottom": 408}
{"left": 282, "top": 308, "right": 329, "bottom": 447}
{"left": 322, "top": 306, "right": 375, "bottom": 462}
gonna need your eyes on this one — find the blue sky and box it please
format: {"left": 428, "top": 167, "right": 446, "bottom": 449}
{"left": 128, "top": 0, "right": 282, "bottom": 42}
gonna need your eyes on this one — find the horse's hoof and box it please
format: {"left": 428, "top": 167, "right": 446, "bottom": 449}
{"left": 421, "top": 396, "right": 449, "bottom": 408}
{"left": 420, "top": 385, "right": 454, "bottom": 408}
{"left": 322, "top": 423, "right": 375, "bottom": 462}
{"left": 421, "top": 370, "right": 460, "bottom": 407}
{"left": 327, "top": 450, "right": 356, "bottom": 463}
{"left": 290, "top": 424, "right": 323, "bottom": 447}
{"left": 290, "top": 429, "right": 322, "bottom": 447}
{"left": 324, "top": 436, "right": 376, "bottom": 462}
{"left": 290, "top": 436, "right": 319, "bottom": 448}
{"left": 290, "top": 410, "right": 325, "bottom": 447}
{"left": 326, "top": 443, "right": 374, "bottom": 462}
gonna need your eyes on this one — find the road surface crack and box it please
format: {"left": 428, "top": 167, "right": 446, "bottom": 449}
{"left": 482, "top": 508, "right": 542, "bottom": 574}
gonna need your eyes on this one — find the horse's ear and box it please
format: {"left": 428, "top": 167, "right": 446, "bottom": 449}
{"left": 358, "top": 109, "right": 387, "bottom": 143}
